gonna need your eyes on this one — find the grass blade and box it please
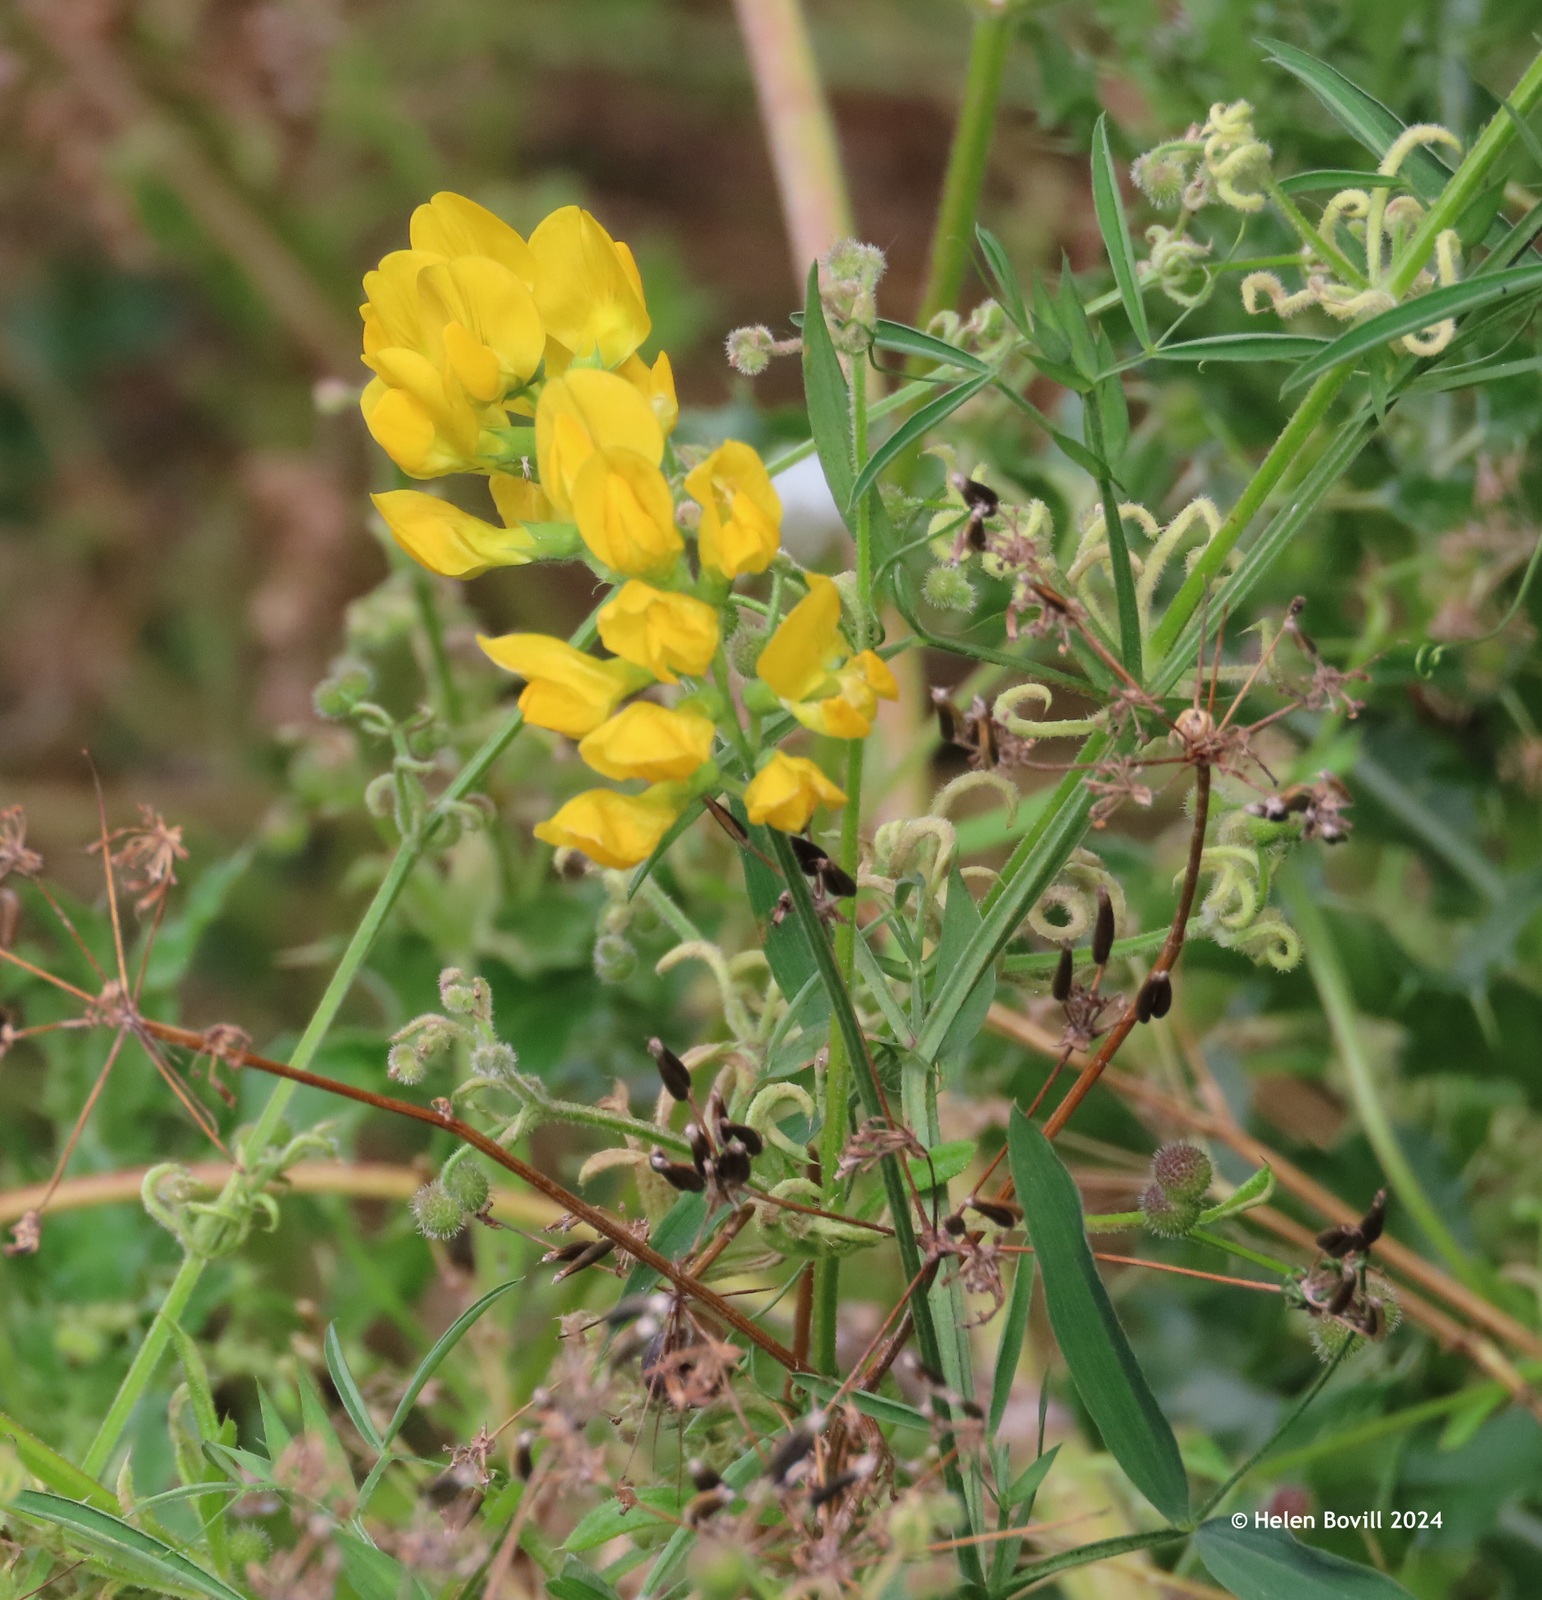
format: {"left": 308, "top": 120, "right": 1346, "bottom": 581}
{"left": 1278, "top": 168, "right": 1401, "bottom": 194}
{"left": 848, "top": 372, "right": 992, "bottom": 507}
{"left": 1194, "top": 1518, "right": 1416, "bottom": 1598}
{"left": 382, "top": 1279, "right": 519, "bottom": 1446}
{"left": 10, "top": 1490, "right": 249, "bottom": 1600}
{"left": 988, "top": 1252, "right": 1034, "bottom": 1435}
{"left": 873, "top": 317, "right": 989, "bottom": 373}
{"left": 1007, "top": 1110, "right": 1189, "bottom": 1524}
{"left": 801, "top": 261, "right": 856, "bottom": 529}
{"left": 975, "top": 223, "right": 1028, "bottom": 331}
{"left": 0, "top": 1411, "right": 117, "bottom": 1512}
{"left": 1151, "top": 332, "right": 1328, "bottom": 363}
{"left": 324, "top": 1321, "right": 383, "bottom": 1451}
{"left": 1090, "top": 113, "right": 1153, "bottom": 350}
{"left": 996, "top": 1528, "right": 1186, "bottom": 1597}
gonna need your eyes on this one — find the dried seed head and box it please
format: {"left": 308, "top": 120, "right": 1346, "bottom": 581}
{"left": 717, "top": 1119, "right": 763, "bottom": 1157}
{"left": 1150, "top": 1141, "right": 1211, "bottom": 1203}
{"left": 649, "top": 1038, "right": 693, "bottom": 1101}
{"left": 1092, "top": 885, "right": 1116, "bottom": 965}
{"left": 1051, "top": 944, "right": 1075, "bottom": 1002}
{"left": 650, "top": 1149, "right": 707, "bottom": 1192}
{"left": 1173, "top": 706, "right": 1216, "bottom": 744}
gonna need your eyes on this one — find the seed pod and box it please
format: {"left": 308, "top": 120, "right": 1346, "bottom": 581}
{"left": 648, "top": 1038, "right": 693, "bottom": 1101}
{"left": 961, "top": 477, "right": 1000, "bottom": 518}
{"left": 789, "top": 834, "right": 827, "bottom": 876}
{"left": 551, "top": 1238, "right": 615, "bottom": 1281}
{"left": 968, "top": 1196, "right": 1022, "bottom": 1229}
{"left": 1314, "top": 1223, "right": 1358, "bottom": 1258}
{"left": 932, "top": 688, "right": 959, "bottom": 746}
{"left": 766, "top": 1409, "right": 826, "bottom": 1485}
{"left": 942, "top": 1212, "right": 968, "bottom": 1236}
{"left": 685, "top": 1483, "right": 734, "bottom": 1524}
{"left": 1358, "top": 1188, "right": 1387, "bottom": 1248}
{"left": 1051, "top": 944, "right": 1074, "bottom": 1002}
{"left": 717, "top": 1119, "right": 763, "bottom": 1157}
{"left": 1151, "top": 1141, "right": 1211, "bottom": 1203}
{"left": 702, "top": 795, "right": 750, "bottom": 846}
{"left": 1141, "top": 970, "right": 1173, "bottom": 1021}
{"left": 1361, "top": 1298, "right": 1386, "bottom": 1339}
{"left": 819, "top": 860, "right": 858, "bottom": 899}
{"left": 1135, "top": 978, "right": 1156, "bottom": 1023}
{"left": 1325, "top": 1270, "right": 1357, "bottom": 1316}
{"left": 1092, "top": 886, "right": 1115, "bottom": 966}
{"left": 689, "top": 1460, "right": 722, "bottom": 1493}
{"left": 650, "top": 1148, "right": 706, "bottom": 1192}
{"left": 714, "top": 1139, "right": 753, "bottom": 1188}
{"left": 515, "top": 1430, "right": 535, "bottom": 1481}
{"left": 684, "top": 1122, "right": 712, "bottom": 1173}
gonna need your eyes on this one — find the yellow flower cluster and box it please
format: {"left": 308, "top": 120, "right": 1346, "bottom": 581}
{"left": 358, "top": 193, "right": 882, "bottom": 867}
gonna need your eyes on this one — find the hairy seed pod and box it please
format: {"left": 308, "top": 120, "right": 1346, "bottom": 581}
{"left": 1358, "top": 1188, "right": 1387, "bottom": 1248}
{"left": 967, "top": 1197, "right": 1022, "bottom": 1229}
{"left": 766, "top": 1410, "right": 826, "bottom": 1485}
{"left": 648, "top": 1037, "right": 693, "bottom": 1101}
{"left": 1092, "top": 885, "right": 1115, "bottom": 965}
{"left": 819, "top": 860, "right": 858, "bottom": 899}
{"left": 1143, "top": 970, "right": 1173, "bottom": 1020}
{"left": 714, "top": 1139, "right": 753, "bottom": 1188}
{"left": 552, "top": 1239, "right": 616, "bottom": 1281}
{"left": 650, "top": 1149, "right": 706, "bottom": 1192}
{"left": 441, "top": 1159, "right": 490, "bottom": 1214}
{"left": 1151, "top": 1141, "right": 1211, "bottom": 1203}
{"left": 684, "top": 1122, "right": 712, "bottom": 1173}
{"left": 1314, "top": 1223, "right": 1358, "bottom": 1258}
{"left": 789, "top": 834, "right": 827, "bottom": 876}
{"left": 960, "top": 477, "right": 1000, "bottom": 519}
{"left": 718, "top": 1119, "right": 763, "bottom": 1157}
{"left": 1052, "top": 944, "right": 1075, "bottom": 1003}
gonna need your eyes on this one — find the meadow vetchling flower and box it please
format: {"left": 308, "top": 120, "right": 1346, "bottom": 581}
{"left": 687, "top": 441, "right": 782, "bottom": 578}
{"left": 744, "top": 751, "right": 847, "bottom": 832}
{"left": 756, "top": 572, "right": 898, "bottom": 738}
{"left": 571, "top": 446, "right": 683, "bottom": 576}
{"left": 476, "top": 633, "right": 650, "bottom": 736}
{"left": 597, "top": 581, "right": 720, "bottom": 682}
{"left": 535, "top": 786, "right": 683, "bottom": 868}
{"left": 535, "top": 368, "right": 664, "bottom": 518}
{"left": 529, "top": 205, "right": 651, "bottom": 368}
{"left": 372, "top": 475, "right": 574, "bottom": 578}
{"left": 577, "top": 702, "right": 716, "bottom": 784}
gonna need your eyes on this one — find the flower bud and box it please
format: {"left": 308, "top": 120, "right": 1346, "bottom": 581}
{"left": 725, "top": 610, "right": 768, "bottom": 677}
{"left": 442, "top": 1159, "right": 490, "bottom": 1214}
{"left": 387, "top": 1041, "right": 426, "bottom": 1085}
{"left": 312, "top": 659, "right": 374, "bottom": 721}
{"left": 922, "top": 563, "right": 977, "bottom": 612}
{"left": 411, "top": 1181, "right": 465, "bottom": 1240}
{"left": 470, "top": 1040, "right": 519, "bottom": 1080}
{"left": 725, "top": 324, "right": 775, "bottom": 377}
{"left": 593, "top": 933, "right": 637, "bottom": 983}
{"left": 1139, "top": 1180, "right": 1200, "bottom": 1239}
{"left": 1151, "top": 1141, "right": 1211, "bottom": 1202}
{"left": 1131, "top": 149, "right": 1190, "bottom": 210}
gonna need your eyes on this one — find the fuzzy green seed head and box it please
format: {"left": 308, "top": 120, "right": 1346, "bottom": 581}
{"left": 726, "top": 611, "right": 767, "bottom": 677}
{"left": 442, "top": 1160, "right": 490, "bottom": 1215}
{"left": 593, "top": 933, "right": 637, "bottom": 984}
{"left": 229, "top": 1526, "right": 272, "bottom": 1570}
{"left": 1151, "top": 1141, "right": 1212, "bottom": 1202}
{"left": 922, "top": 563, "right": 977, "bottom": 613}
{"left": 1132, "top": 149, "right": 1190, "bottom": 209}
{"left": 470, "top": 1040, "right": 518, "bottom": 1080}
{"left": 387, "top": 1041, "right": 426, "bottom": 1085}
{"left": 312, "top": 659, "right": 373, "bottom": 721}
{"left": 725, "top": 324, "right": 774, "bottom": 377}
{"left": 1139, "top": 1180, "right": 1201, "bottom": 1239}
{"left": 411, "top": 1181, "right": 465, "bottom": 1241}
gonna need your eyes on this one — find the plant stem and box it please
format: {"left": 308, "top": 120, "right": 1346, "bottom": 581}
{"left": 1080, "top": 392, "right": 1143, "bottom": 678}
{"left": 410, "top": 569, "right": 463, "bottom": 726}
{"left": 1281, "top": 866, "right": 1489, "bottom": 1295}
{"left": 731, "top": 0, "right": 853, "bottom": 284}
{"left": 1264, "top": 178, "right": 1367, "bottom": 289}
{"left": 81, "top": 616, "right": 600, "bottom": 1479}
{"left": 1189, "top": 1226, "right": 1296, "bottom": 1279}
{"left": 916, "top": 4, "right": 1014, "bottom": 327}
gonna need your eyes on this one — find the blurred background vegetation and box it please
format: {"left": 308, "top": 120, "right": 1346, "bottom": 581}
{"left": 5, "top": 1, "right": 1542, "bottom": 1594}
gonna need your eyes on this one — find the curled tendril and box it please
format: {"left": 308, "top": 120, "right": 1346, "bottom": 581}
{"left": 871, "top": 816, "right": 956, "bottom": 900}
{"left": 932, "top": 770, "right": 1020, "bottom": 827}
{"left": 754, "top": 1177, "right": 876, "bottom": 1258}
{"left": 992, "top": 683, "right": 1103, "bottom": 741}
{"left": 1069, "top": 499, "right": 1228, "bottom": 641}
{"left": 1185, "top": 826, "right": 1302, "bottom": 971}
{"left": 1199, "top": 100, "right": 1272, "bottom": 212}
{"left": 746, "top": 1082, "right": 817, "bottom": 1163}
{"left": 1024, "top": 848, "right": 1129, "bottom": 946}
{"left": 655, "top": 940, "right": 758, "bottom": 1042}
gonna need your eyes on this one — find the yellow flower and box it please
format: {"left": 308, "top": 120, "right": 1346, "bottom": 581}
{"left": 409, "top": 192, "right": 538, "bottom": 287}
{"left": 756, "top": 573, "right": 898, "bottom": 737}
{"left": 415, "top": 256, "right": 545, "bottom": 404}
{"left": 535, "top": 369, "right": 664, "bottom": 518}
{"left": 529, "top": 206, "right": 650, "bottom": 368}
{"left": 619, "top": 350, "right": 679, "bottom": 435}
{"left": 571, "top": 448, "right": 682, "bottom": 577}
{"left": 577, "top": 703, "right": 715, "bottom": 783}
{"left": 476, "top": 633, "right": 650, "bottom": 737}
{"left": 360, "top": 350, "right": 489, "bottom": 477}
{"left": 534, "top": 786, "right": 682, "bottom": 869}
{"left": 744, "top": 752, "right": 847, "bottom": 832}
{"left": 373, "top": 489, "right": 538, "bottom": 578}
{"left": 686, "top": 441, "right": 781, "bottom": 579}
{"left": 361, "top": 250, "right": 445, "bottom": 361}
{"left": 597, "top": 581, "right": 719, "bottom": 683}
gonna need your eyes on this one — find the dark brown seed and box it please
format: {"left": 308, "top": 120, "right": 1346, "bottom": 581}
{"left": 648, "top": 1037, "right": 693, "bottom": 1101}
{"left": 1092, "top": 886, "right": 1115, "bottom": 966}
{"left": 932, "top": 687, "right": 959, "bottom": 746}
{"left": 961, "top": 1398, "right": 984, "bottom": 1421}
{"left": 718, "top": 1119, "right": 763, "bottom": 1157}
{"left": 689, "top": 1460, "right": 722, "bottom": 1493}
{"left": 1314, "top": 1224, "right": 1359, "bottom": 1258}
{"left": 943, "top": 1212, "right": 968, "bottom": 1236}
{"left": 819, "top": 861, "right": 858, "bottom": 899}
{"left": 810, "top": 1468, "right": 861, "bottom": 1508}
{"left": 968, "top": 1197, "right": 1022, "bottom": 1229}
{"left": 962, "top": 477, "right": 1000, "bottom": 518}
{"left": 515, "top": 1430, "right": 535, "bottom": 1480}
{"left": 766, "top": 1411, "right": 825, "bottom": 1485}
{"left": 550, "top": 1239, "right": 615, "bottom": 1280}
{"left": 1325, "top": 1271, "right": 1357, "bottom": 1316}
{"left": 789, "top": 834, "right": 827, "bottom": 875}
{"left": 650, "top": 1149, "right": 706, "bottom": 1192}
{"left": 684, "top": 1122, "right": 712, "bottom": 1172}
{"left": 686, "top": 1485, "right": 733, "bottom": 1524}
{"left": 1135, "top": 976, "right": 1157, "bottom": 1024}
{"left": 702, "top": 794, "right": 750, "bottom": 845}
{"left": 542, "top": 1239, "right": 598, "bottom": 1264}
{"left": 1358, "top": 1188, "right": 1387, "bottom": 1249}
{"left": 1051, "top": 944, "right": 1074, "bottom": 1003}
{"left": 714, "top": 1139, "right": 753, "bottom": 1187}
{"left": 1146, "top": 970, "right": 1172, "bottom": 1019}
{"left": 1362, "top": 1299, "right": 1385, "bottom": 1339}
{"left": 966, "top": 518, "right": 989, "bottom": 553}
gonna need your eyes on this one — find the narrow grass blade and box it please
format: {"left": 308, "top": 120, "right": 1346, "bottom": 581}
{"left": 0, "top": 1411, "right": 116, "bottom": 1512}
{"left": 873, "top": 317, "right": 990, "bottom": 372}
{"left": 801, "top": 261, "right": 856, "bottom": 528}
{"left": 988, "top": 1253, "right": 1034, "bottom": 1434}
{"left": 1194, "top": 1518, "right": 1416, "bottom": 1598}
{"left": 975, "top": 223, "right": 1028, "bottom": 331}
{"left": 1278, "top": 168, "right": 1401, "bottom": 194}
{"left": 1008, "top": 1111, "right": 1189, "bottom": 1524}
{"left": 996, "top": 1528, "right": 1185, "bottom": 1597}
{"left": 324, "top": 1321, "right": 383, "bottom": 1451}
{"left": 1091, "top": 113, "right": 1153, "bottom": 350}
{"left": 1151, "top": 333, "right": 1328, "bottom": 363}
{"left": 849, "top": 373, "right": 992, "bottom": 507}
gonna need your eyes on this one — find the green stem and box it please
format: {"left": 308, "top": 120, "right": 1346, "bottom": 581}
{"left": 1264, "top": 178, "right": 1368, "bottom": 289}
{"left": 1281, "top": 866, "right": 1489, "bottom": 1294}
{"left": 1081, "top": 394, "right": 1143, "bottom": 678}
{"left": 1189, "top": 1226, "right": 1297, "bottom": 1278}
{"left": 916, "top": 5, "right": 1013, "bottom": 327}
{"left": 410, "top": 568, "right": 464, "bottom": 726}
{"left": 81, "top": 614, "right": 601, "bottom": 1479}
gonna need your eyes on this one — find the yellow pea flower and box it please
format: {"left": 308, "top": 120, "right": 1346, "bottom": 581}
{"left": 534, "top": 786, "right": 682, "bottom": 869}
{"left": 409, "top": 191, "right": 538, "bottom": 288}
{"left": 360, "top": 354, "right": 487, "bottom": 478}
{"left": 535, "top": 369, "right": 664, "bottom": 517}
{"left": 415, "top": 256, "right": 545, "bottom": 403}
{"left": 529, "top": 206, "right": 651, "bottom": 368}
{"left": 686, "top": 441, "right": 782, "bottom": 579}
{"left": 476, "top": 633, "right": 651, "bottom": 737}
{"left": 571, "top": 448, "right": 682, "bottom": 577}
{"left": 361, "top": 250, "right": 445, "bottom": 361}
{"left": 619, "top": 350, "right": 679, "bottom": 435}
{"left": 756, "top": 573, "right": 898, "bottom": 738}
{"left": 373, "top": 490, "right": 536, "bottom": 578}
{"left": 597, "top": 581, "right": 719, "bottom": 683}
{"left": 744, "top": 751, "right": 847, "bottom": 832}
{"left": 577, "top": 702, "right": 715, "bottom": 783}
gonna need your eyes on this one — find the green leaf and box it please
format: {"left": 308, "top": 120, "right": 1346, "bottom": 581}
{"left": 1056, "top": 260, "right": 1101, "bottom": 384}
{"left": 996, "top": 1529, "right": 1186, "bottom": 1597}
{"left": 548, "top": 1555, "right": 624, "bottom": 1600}
{"left": 380, "top": 1276, "right": 523, "bottom": 1453}
{"left": 1030, "top": 272, "right": 1072, "bottom": 366}
{"left": 1090, "top": 114, "right": 1153, "bottom": 350}
{"left": 730, "top": 798, "right": 821, "bottom": 1003}
{"left": 1194, "top": 1519, "right": 1416, "bottom": 1598}
{"left": 989, "top": 1256, "right": 1035, "bottom": 1435}
{"left": 792, "top": 1374, "right": 931, "bottom": 1432}
{"left": 934, "top": 867, "right": 997, "bottom": 1064}
{"left": 336, "top": 1530, "right": 435, "bottom": 1600}
{"left": 143, "top": 845, "right": 254, "bottom": 994}
{"left": 1277, "top": 169, "right": 1401, "bottom": 195}
{"left": 1407, "top": 351, "right": 1542, "bottom": 393}
{"left": 297, "top": 1365, "right": 353, "bottom": 1487}
{"left": 1199, "top": 1165, "right": 1275, "bottom": 1223}
{"left": 801, "top": 261, "right": 856, "bottom": 529}
{"left": 849, "top": 373, "right": 992, "bottom": 508}
{"left": 872, "top": 318, "right": 990, "bottom": 373}
{"left": 976, "top": 224, "right": 1028, "bottom": 332}
{"left": 0, "top": 1410, "right": 117, "bottom": 1512}
{"left": 620, "top": 1191, "right": 709, "bottom": 1299}
{"left": 324, "top": 1322, "right": 383, "bottom": 1452}
{"left": 201, "top": 1440, "right": 277, "bottom": 1484}
{"left": 256, "top": 1381, "right": 292, "bottom": 1462}
{"left": 1151, "top": 332, "right": 1329, "bottom": 363}
{"left": 1008, "top": 1111, "right": 1189, "bottom": 1523}
{"left": 907, "top": 1137, "right": 976, "bottom": 1192}
{"left": 564, "top": 1487, "right": 682, "bottom": 1551}
{"left": 10, "top": 1490, "right": 249, "bottom": 1600}
{"left": 1282, "top": 261, "right": 1542, "bottom": 393}
{"left": 1005, "top": 1443, "right": 1060, "bottom": 1508}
